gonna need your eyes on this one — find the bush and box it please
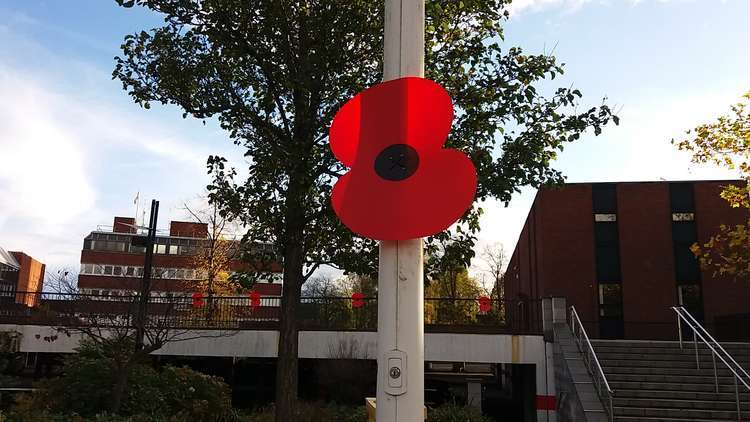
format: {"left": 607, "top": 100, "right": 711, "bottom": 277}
{"left": 157, "top": 366, "right": 234, "bottom": 420}
{"left": 15, "top": 351, "right": 165, "bottom": 417}
{"left": 427, "top": 403, "right": 492, "bottom": 422}
{"left": 12, "top": 339, "right": 234, "bottom": 421}
{"left": 241, "top": 402, "right": 367, "bottom": 422}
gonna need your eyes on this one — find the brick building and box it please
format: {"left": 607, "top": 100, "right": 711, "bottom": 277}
{"left": 78, "top": 216, "right": 282, "bottom": 298}
{"left": 0, "top": 246, "right": 46, "bottom": 306}
{"left": 505, "top": 180, "right": 750, "bottom": 340}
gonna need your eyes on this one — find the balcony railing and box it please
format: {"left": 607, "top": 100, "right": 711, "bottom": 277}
{"left": 0, "top": 291, "right": 541, "bottom": 334}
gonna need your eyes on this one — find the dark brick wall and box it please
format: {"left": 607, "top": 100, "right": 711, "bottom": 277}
{"left": 694, "top": 181, "right": 750, "bottom": 329}
{"left": 617, "top": 182, "right": 676, "bottom": 339}
{"left": 508, "top": 180, "right": 750, "bottom": 340}
{"left": 169, "top": 221, "right": 208, "bottom": 238}
{"left": 536, "top": 185, "right": 597, "bottom": 327}
{"left": 113, "top": 217, "right": 136, "bottom": 234}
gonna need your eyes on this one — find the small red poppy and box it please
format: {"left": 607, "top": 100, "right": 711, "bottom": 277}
{"left": 351, "top": 292, "right": 365, "bottom": 309}
{"left": 478, "top": 296, "right": 492, "bottom": 313}
{"left": 249, "top": 291, "right": 261, "bottom": 309}
{"left": 329, "top": 77, "right": 477, "bottom": 240}
{"left": 191, "top": 292, "right": 205, "bottom": 308}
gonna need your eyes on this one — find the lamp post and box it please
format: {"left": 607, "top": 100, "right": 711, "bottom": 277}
{"left": 377, "top": 1, "right": 425, "bottom": 421}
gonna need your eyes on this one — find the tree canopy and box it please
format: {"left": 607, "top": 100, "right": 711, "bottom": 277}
{"left": 112, "top": 1, "right": 617, "bottom": 418}
{"left": 676, "top": 90, "right": 750, "bottom": 282}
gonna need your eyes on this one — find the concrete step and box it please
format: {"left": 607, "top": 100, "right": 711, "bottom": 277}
{"left": 613, "top": 397, "right": 750, "bottom": 411}
{"left": 607, "top": 373, "right": 736, "bottom": 384}
{"left": 597, "top": 352, "right": 750, "bottom": 363}
{"left": 609, "top": 380, "right": 749, "bottom": 393}
{"left": 613, "top": 417, "right": 736, "bottom": 422}
{"left": 604, "top": 365, "right": 741, "bottom": 377}
{"left": 613, "top": 405, "right": 748, "bottom": 420}
{"left": 594, "top": 346, "right": 750, "bottom": 357}
{"left": 590, "top": 340, "right": 750, "bottom": 349}
{"left": 614, "top": 388, "right": 750, "bottom": 402}
{"left": 601, "top": 359, "right": 715, "bottom": 369}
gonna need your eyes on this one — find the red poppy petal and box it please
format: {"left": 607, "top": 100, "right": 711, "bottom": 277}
{"left": 331, "top": 149, "right": 476, "bottom": 240}
{"left": 330, "top": 77, "right": 453, "bottom": 167}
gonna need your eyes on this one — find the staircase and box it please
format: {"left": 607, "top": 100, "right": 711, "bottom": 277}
{"left": 591, "top": 339, "right": 750, "bottom": 421}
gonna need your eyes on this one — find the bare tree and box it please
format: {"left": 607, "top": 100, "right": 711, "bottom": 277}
{"left": 47, "top": 246, "right": 238, "bottom": 414}
{"left": 479, "top": 243, "right": 507, "bottom": 300}
{"left": 45, "top": 267, "right": 79, "bottom": 295}
{"left": 183, "top": 198, "right": 243, "bottom": 298}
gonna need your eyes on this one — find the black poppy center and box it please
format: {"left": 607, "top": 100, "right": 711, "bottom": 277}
{"left": 374, "top": 144, "right": 419, "bottom": 181}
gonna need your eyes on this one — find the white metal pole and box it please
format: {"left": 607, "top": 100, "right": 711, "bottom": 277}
{"left": 377, "top": 1, "right": 425, "bottom": 421}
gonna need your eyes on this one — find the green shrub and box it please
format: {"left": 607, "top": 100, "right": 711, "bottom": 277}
{"left": 427, "top": 403, "right": 492, "bottom": 422}
{"left": 157, "top": 366, "right": 234, "bottom": 420}
{"left": 12, "top": 338, "right": 234, "bottom": 421}
{"left": 17, "top": 352, "right": 165, "bottom": 417}
{"left": 241, "top": 402, "right": 367, "bottom": 422}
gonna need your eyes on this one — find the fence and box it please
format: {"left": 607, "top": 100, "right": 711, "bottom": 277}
{"left": 0, "top": 291, "right": 541, "bottom": 334}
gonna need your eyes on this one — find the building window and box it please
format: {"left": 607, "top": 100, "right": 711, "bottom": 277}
{"left": 136, "top": 267, "right": 144, "bottom": 277}
{"left": 674, "top": 246, "right": 701, "bottom": 282}
{"left": 125, "top": 266, "right": 135, "bottom": 277}
{"left": 103, "top": 265, "right": 113, "bottom": 275}
{"left": 670, "top": 183, "right": 695, "bottom": 213}
{"left": 599, "top": 283, "right": 623, "bottom": 318}
{"left": 113, "top": 266, "right": 122, "bottom": 276}
{"left": 129, "top": 245, "right": 146, "bottom": 253}
{"left": 673, "top": 221, "right": 698, "bottom": 243}
{"left": 677, "top": 283, "right": 704, "bottom": 320}
{"left": 592, "top": 184, "right": 618, "bottom": 214}
{"left": 176, "top": 269, "right": 184, "bottom": 279}
{"left": 169, "top": 245, "right": 179, "bottom": 255}
{"left": 155, "top": 244, "right": 166, "bottom": 254}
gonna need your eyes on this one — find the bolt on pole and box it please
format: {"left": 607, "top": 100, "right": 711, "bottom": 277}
{"left": 376, "top": 1, "right": 425, "bottom": 421}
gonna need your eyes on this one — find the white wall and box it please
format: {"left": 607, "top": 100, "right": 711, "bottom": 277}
{"left": 1, "top": 324, "right": 546, "bottom": 364}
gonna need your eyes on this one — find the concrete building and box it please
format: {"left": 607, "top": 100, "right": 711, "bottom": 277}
{"left": 78, "top": 216, "right": 282, "bottom": 297}
{"left": 0, "top": 247, "right": 45, "bottom": 306}
{"left": 505, "top": 180, "right": 750, "bottom": 340}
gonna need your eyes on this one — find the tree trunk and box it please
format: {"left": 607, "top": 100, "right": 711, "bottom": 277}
{"left": 275, "top": 187, "right": 305, "bottom": 422}
{"left": 110, "top": 364, "right": 130, "bottom": 414}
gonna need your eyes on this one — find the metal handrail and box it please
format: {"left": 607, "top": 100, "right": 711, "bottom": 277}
{"left": 672, "top": 306, "right": 750, "bottom": 421}
{"left": 569, "top": 306, "right": 614, "bottom": 422}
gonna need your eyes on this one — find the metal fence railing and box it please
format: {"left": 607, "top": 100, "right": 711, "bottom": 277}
{"left": 570, "top": 305, "right": 614, "bottom": 422}
{"left": 672, "top": 306, "right": 750, "bottom": 422}
{"left": 0, "top": 291, "right": 542, "bottom": 334}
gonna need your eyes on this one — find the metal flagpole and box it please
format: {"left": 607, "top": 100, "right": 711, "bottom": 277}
{"left": 377, "top": 1, "right": 425, "bottom": 421}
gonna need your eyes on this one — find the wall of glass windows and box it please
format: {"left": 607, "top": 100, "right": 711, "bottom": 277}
{"left": 79, "top": 263, "right": 207, "bottom": 280}
{"left": 82, "top": 232, "right": 204, "bottom": 255}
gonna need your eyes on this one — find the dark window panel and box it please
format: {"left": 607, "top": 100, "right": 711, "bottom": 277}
{"left": 595, "top": 222, "right": 619, "bottom": 245}
{"left": 596, "top": 245, "right": 622, "bottom": 282}
{"left": 672, "top": 221, "right": 698, "bottom": 243}
{"left": 599, "top": 283, "right": 622, "bottom": 305}
{"left": 670, "top": 183, "right": 695, "bottom": 213}
{"left": 674, "top": 244, "right": 701, "bottom": 283}
{"left": 678, "top": 284, "right": 704, "bottom": 321}
{"left": 592, "top": 184, "right": 618, "bottom": 214}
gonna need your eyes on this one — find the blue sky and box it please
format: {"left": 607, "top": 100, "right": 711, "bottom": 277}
{"left": 0, "top": 0, "right": 748, "bottom": 278}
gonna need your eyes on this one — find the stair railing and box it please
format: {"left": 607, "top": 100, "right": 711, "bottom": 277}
{"left": 672, "top": 306, "right": 750, "bottom": 422}
{"left": 569, "top": 305, "right": 614, "bottom": 422}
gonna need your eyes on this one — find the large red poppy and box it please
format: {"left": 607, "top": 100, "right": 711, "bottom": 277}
{"left": 329, "top": 77, "right": 477, "bottom": 240}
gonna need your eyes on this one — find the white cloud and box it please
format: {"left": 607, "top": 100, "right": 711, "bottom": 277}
{"left": 0, "top": 68, "right": 96, "bottom": 229}
{"left": 507, "top": 0, "right": 694, "bottom": 16}
{"left": 508, "top": 0, "right": 596, "bottom": 16}
{"left": 0, "top": 64, "right": 221, "bottom": 269}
